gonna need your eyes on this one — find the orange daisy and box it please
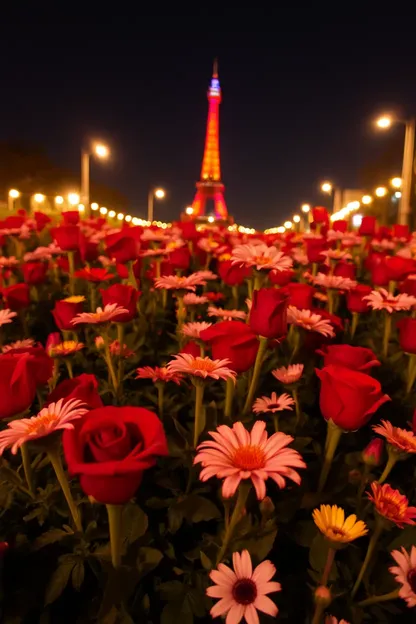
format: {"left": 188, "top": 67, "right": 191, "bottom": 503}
{"left": 373, "top": 420, "right": 416, "bottom": 455}
{"left": 368, "top": 482, "right": 416, "bottom": 527}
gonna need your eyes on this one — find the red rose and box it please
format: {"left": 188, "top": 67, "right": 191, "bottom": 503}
{"left": 2, "top": 284, "right": 30, "bottom": 310}
{"left": 399, "top": 276, "right": 416, "bottom": 297}
{"left": 316, "top": 344, "right": 380, "bottom": 372}
{"left": 2, "top": 215, "right": 25, "bottom": 229}
{"left": 106, "top": 232, "right": 140, "bottom": 263}
{"left": 200, "top": 321, "right": 259, "bottom": 373}
{"left": 333, "top": 262, "right": 356, "bottom": 279}
{"left": 392, "top": 224, "right": 410, "bottom": 240}
{"left": 181, "top": 341, "right": 201, "bottom": 357}
{"left": 314, "top": 308, "right": 343, "bottom": 333}
{"left": 6, "top": 346, "right": 54, "bottom": 386}
{"left": 0, "top": 352, "right": 37, "bottom": 418}
{"left": 62, "top": 211, "right": 80, "bottom": 226}
{"left": 50, "top": 225, "right": 80, "bottom": 251}
{"left": 305, "top": 238, "right": 327, "bottom": 263}
{"left": 100, "top": 284, "right": 138, "bottom": 322}
{"left": 347, "top": 285, "right": 372, "bottom": 314}
{"left": 34, "top": 212, "right": 51, "bottom": 232}
{"left": 175, "top": 221, "right": 199, "bottom": 241}
{"left": 79, "top": 234, "right": 99, "bottom": 263}
{"left": 364, "top": 251, "right": 387, "bottom": 272}
{"left": 332, "top": 220, "right": 348, "bottom": 233}
{"left": 312, "top": 206, "right": 329, "bottom": 224}
{"left": 376, "top": 225, "right": 392, "bottom": 240}
{"left": 282, "top": 282, "right": 314, "bottom": 309}
{"left": 74, "top": 267, "right": 114, "bottom": 283}
{"left": 316, "top": 364, "right": 390, "bottom": 430}
{"left": 397, "top": 317, "right": 416, "bottom": 354}
{"left": 359, "top": 216, "right": 377, "bottom": 236}
{"left": 169, "top": 247, "right": 191, "bottom": 271}
{"left": 249, "top": 288, "right": 288, "bottom": 339}
{"left": 63, "top": 406, "right": 168, "bottom": 504}
{"left": 385, "top": 256, "right": 416, "bottom": 282}
{"left": 268, "top": 269, "right": 295, "bottom": 287}
{"left": 52, "top": 298, "right": 84, "bottom": 331}
{"left": 22, "top": 262, "right": 48, "bottom": 285}
{"left": 47, "top": 373, "right": 103, "bottom": 409}
{"left": 218, "top": 260, "right": 251, "bottom": 286}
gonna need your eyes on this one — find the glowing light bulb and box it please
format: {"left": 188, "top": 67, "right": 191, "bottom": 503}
{"left": 154, "top": 188, "right": 165, "bottom": 199}
{"left": 375, "top": 186, "right": 387, "bottom": 197}
{"left": 99, "top": 207, "right": 108, "bottom": 215}
{"left": 293, "top": 215, "right": 301, "bottom": 223}
{"left": 347, "top": 201, "right": 360, "bottom": 210}
{"left": 391, "top": 177, "right": 402, "bottom": 188}
{"left": 321, "top": 182, "right": 332, "bottom": 193}
{"left": 91, "top": 202, "right": 99, "bottom": 211}
{"left": 117, "top": 213, "right": 124, "bottom": 220}
{"left": 55, "top": 195, "right": 64, "bottom": 205}
{"left": 361, "top": 195, "right": 373, "bottom": 205}
{"left": 78, "top": 204, "right": 85, "bottom": 212}
{"left": 301, "top": 204, "right": 311, "bottom": 213}
{"left": 185, "top": 206, "right": 194, "bottom": 215}
{"left": 277, "top": 226, "right": 286, "bottom": 233}
{"left": 208, "top": 215, "right": 215, "bottom": 223}
{"left": 94, "top": 143, "right": 109, "bottom": 158}
{"left": 125, "top": 215, "right": 132, "bottom": 222}
{"left": 34, "top": 193, "right": 45, "bottom": 203}
{"left": 8, "top": 189, "right": 19, "bottom": 198}
{"left": 284, "top": 221, "right": 293, "bottom": 229}
{"left": 132, "top": 217, "right": 140, "bottom": 225}
{"left": 395, "top": 191, "right": 402, "bottom": 198}
{"left": 108, "top": 210, "right": 116, "bottom": 218}
{"left": 68, "top": 193, "right": 80, "bottom": 206}
{"left": 376, "top": 115, "right": 392, "bottom": 129}
{"left": 352, "top": 214, "right": 363, "bottom": 227}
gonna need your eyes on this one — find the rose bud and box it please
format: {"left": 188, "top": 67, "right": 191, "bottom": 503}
{"left": 362, "top": 438, "right": 384, "bottom": 467}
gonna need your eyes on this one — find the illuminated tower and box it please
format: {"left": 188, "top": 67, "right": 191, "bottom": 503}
{"left": 191, "top": 60, "right": 228, "bottom": 220}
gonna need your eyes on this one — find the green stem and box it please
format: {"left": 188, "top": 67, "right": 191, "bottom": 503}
{"left": 382, "top": 313, "right": 392, "bottom": 359}
{"left": 321, "top": 547, "right": 335, "bottom": 586}
{"left": 311, "top": 602, "right": 325, "bottom": 624}
{"left": 48, "top": 448, "right": 82, "bottom": 532}
{"left": 253, "top": 271, "right": 264, "bottom": 291}
{"left": 243, "top": 336, "right": 268, "bottom": 414}
{"left": 67, "top": 251, "right": 75, "bottom": 296}
{"left": 193, "top": 382, "right": 205, "bottom": 448}
{"left": 64, "top": 358, "right": 74, "bottom": 379}
{"left": 21, "top": 444, "right": 35, "bottom": 497}
{"left": 176, "top": 294, "right": 185, "bottom": 332}
{"left": 273, "top": 414, "right": 279, "bottom": 432}
{"left": 356, "top": 464, "right": 371, "bottom": 513}
{"left": 116, "top": 323, "right": 125, "bottom": 390}
{"left": 378, "top": 452, "right": 398, "bottom": 485}
{"left": 224, "top": 378, "right": 235, "bottom": 420}
{"left": 106, "top": 504, "right": 123, "bottom": 569}
{"left": 357, "top": 588, "right": 400, "bottom": 607}
{"left": 103, "top": 331, "right": 118, "bottom": 394}
{"left": 216, "top": 482, "right": 251, "bottom": 565}
{"left": 293, "top": 388, "right": 301, "bottom": 429}
{"left": 127, "top": 261, "right": 138, "bottom": 289}
{"left": 89, "top": 283, "right": 97, "bottom": 312}
{"left": 317, "top": 420, "right": 343, "bottom": 493}
{"left": 351, "top": 518, "right": 384, "bottom": 598}
{"left": 232, "top": 285, "right": 239, "bottom": 308}
{"left": 351, "top": 312, "right": 359, "bottom": 338}
{"left": 157, "top": 384, "right": 164, "bottom": 421}
{"left": 327, "top": 290, "right": 334, "bottom": 315}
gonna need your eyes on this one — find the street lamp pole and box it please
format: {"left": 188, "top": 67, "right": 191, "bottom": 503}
{"left": 399, "top": 118, "right": 415, "bottom": 225}
{"left": 147, "top": 188, "right": 154, "bottom": 223}
{"left": 81, "top": 149, "right": 90, "bottom": 214}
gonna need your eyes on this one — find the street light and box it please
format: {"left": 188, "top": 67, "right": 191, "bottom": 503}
{"left": 284, "top": 221, "right": 293, "bottom": 229}
{"left": 34, "top": 193, "right": 45, "bottom": 203}
{"left": 68, "top": 193, "right": 80, "bottom": 206}
{"left": 391, "top": 177, "right": 402, "bottom": 188}
{"left": 301, "top": 204, "right": 311, "bottom": 213}
{"left": 148, "top": 187, "right": 165, "bottom": 222}
{"left": 185, "top": 206, "right": 194, "bottom": 215}
{"left": 375, "top": 186, "right": 387, "bottom": 197}
{"left": 100, "top": 207, "right": 108, "bottom": 215}
{"left": 91, "top": 202, "right": 99, "bottom": 211}
{"left": 321, "top": 182, "right": 333, "bottom": 194}
{"left": 208, "top": 215, "right": 215, "bottom": 223}
{"left": 277, "top": 226, "right": 286, "bottom": 234}
{"left": 117, "top": 213, "right": 124, "bottom": 220}
{"left": 55, "top": 195, "right": 64, "bottom": 206}
{"left": 108, "top": 210, "right": 116, "bottom": 218}
{"left": 125, "top": 215, "right": 132, "bottom": 223}
{"left": 78, "top": 204, "right": 85, "bottom": 213}
{"left": 361, "top": 195, "right": 373, "bottom": 205}
{"left": 293, "top": 215, "right": 301, "bottom": 223}
{"left": 376, "top": 114, "right": 415, "bottom": 224}
{"left": 81, "top": 141, "right": 110, "bottom": 215}
{"left": 8, "top": 189, "right": 19, "bottom": 211}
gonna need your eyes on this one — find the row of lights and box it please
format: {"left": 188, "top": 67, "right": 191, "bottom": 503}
{"left": 330, "top": 177, "right": 402, "bottom": 224}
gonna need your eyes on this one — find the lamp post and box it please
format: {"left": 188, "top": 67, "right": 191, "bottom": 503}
{"left": 8, "top": 189, "right": 20, "bottom": 211}
{"left": 81, "top": 142, "right": 109, "bottom": 216}
{"left": 376, "top": 115, "right": 415, "bottom": 225}
{"left": 147, "top": 188, "right": 165, "bottom": 222}
{"left": 320, "top": 181, "right": 342, "bottom": 214}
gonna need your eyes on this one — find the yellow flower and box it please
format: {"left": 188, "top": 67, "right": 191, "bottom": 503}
{"left": 63, "top": 295, "right": 86, "bottom": 303}
{"left": 51, "top": 341, "right": 85, "bottom": 357}
{"left": 312, "top": 505, "right": 368, "bottom": 544}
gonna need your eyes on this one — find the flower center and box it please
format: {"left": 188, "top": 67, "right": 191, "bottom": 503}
{"left": 232, "top": 445, "right": 266, "bottom": 471}
{"left": 380, "top": 498, "right": 404, "bottom": 519}
{"left": 254, "top": 255, "right": 269, "bottom": 265}
{"left": 27, "top": 413, "right": 57, "bottom": 434}
{"left": 407, "top": 568, "right": 416, "bottom": 593}
{"left": 327, "top": 526, "right": 346, "bottom": 540}
{"left": 191, "top": 358, "right": 216, "bottom": 373}
{"left": 395, "top": 432, "right": 416, "bottom": 451}
{"left": 232, "top": 578, "right": 257, "bottom": 605}
{"left": 64, "top": 295, "right": 85, "bottom": 303}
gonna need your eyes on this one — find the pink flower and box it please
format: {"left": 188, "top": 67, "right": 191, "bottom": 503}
{"left": 0, "top": 399, "right": 88, "bottom": 455}
{"left": 287, "top": 306, "right": 335, "bottom": 337}
{"left": 232, "top": 243, "right": 293, "bottom": 271}
{"left": 207, "top": 550, "right": 281, "bottom": 622}
{"left": 208, "top": 306, "right": 247, "bottom": 321}
{"left": 183, "top": 293, "right": 209, "bottom": 306}
{"left": 167, "top": 354, "right": 236, "bottom": 382}
{"left": 363, "top": 288, "right": 416, "bottom": 313}
{"left": 109, "top": 340, "right": 134, "bottom": 358}
{"left": 71, "top": 303, "right": 129, "bottom": 326}
{"left": 50, "top": 341, "right": 85, "bottom": 357}
{"left": 373, "top": 420, "right": 416, "bottom": 455}
{"left": 2, "top": 338, "right": 35, "bottom": 353}
{"left": 154, "top": 274, "right": 206, "bottom": 291}
{"left": 140, "top": 248, "right": 169, "bottom": 257}
{"left": 389, "top": 546, "right": 416, "bottom": 607}
{"left": 181, "top": 321, "right": 213, "bottom": 339}
{"left": 194, "top": 420, "right": 306, "bottom": 499}
{"left": 193, "top": 269, "right": 218, "bottom": 281}
{"left": 313, "top": 273, "right": 357, "bottom": 290}
{"left": 136, "top": 366, "right": 182, "bottom": 385}
{"left": 198, "top": 237, "right": 220, "bottom": 252}
{"left": 0, "top": 309, "right": 17, "bottom": 327}
{"left": 321, "top": 249, "right": 353, "bottom": 261}
{"left": 0, "top": 256, "right": 19, "bottom": 268}
{"left": 253, "top": 392, "right": 295, "bottom": 414}
{"left": 140, "top": 229, "right": 169, "bottom": 242}
{"left": 272, "top": 364, "right": 304, "bottom": 384}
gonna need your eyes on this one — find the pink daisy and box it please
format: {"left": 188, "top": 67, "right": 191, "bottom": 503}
{"left": 0, "top": 309, "right": 17, "bottom": 327}
{"left": 71, "top": 303, "right": 129, "bottom": 326}
{"left": 198, "top": 237, "right": 220, "bottom": 252}
{"left": 373, "top": 420, "right": 416, "bottom": 455}
{"left": 287, "top": 306, "right": 335, "bottom": 337}
{"left": 389, "top": 545, "right": 416, "bottom": 607}
{"left": 140, "top": 248, "right": 169, "bottom": 257}
{"left": 363, "top": 288, "right": 416, "bottom": 313}
{"left": 194, "top": 420, "right": 306, "bottom": 499}
{"left": 154, "top": 274, "right": 206, "bottom": 291}
{"left": 232, "top": 243, "right": 293, "bottom": 272}
{"left": 253, "top": 392, "right": 295, "bottom": 414}
{"left": 291, "top": 248, "right": 309, "bottom": 265}
{"left": 2, "top": 338, "right": 35, "bottom": 353}
{"left": 208, "top": 306, "right": 247, "bottom": 321}
{"left": 321, "top": 249, "right": 353, "bottom": 261}
{"left": 313, "top": 273, "right": 357, "bottom": 290}
{"left": 272, "top": 364, "right": 304, "bottom": 384}
{"left": 207, "top": 550, "right": 281, "bottom": 623}
{"left": 140, "top": 229, "right": 169, "bottom": 242}
{"left": 183, "top": 293, "right": 209, "bottom": 306}
{"left": 109, "top": 340, "right": 134, "bottom": 358}
{"left": 0, "top": 256, "right": 19, "bottom": 268}
{"left": 136, "top": 366, "right": 183, "bottom": 385}
{"left": 181, "top": 321, "right": 213, "bottom": 339}
{"left": 193, "top": 269, "right": 218, "bottom": 281}
{"left": 167, "top": 353, "right": 236, "bottom": 382}
{"left": 0, "top": 399, "right": 88, "bottom": 455}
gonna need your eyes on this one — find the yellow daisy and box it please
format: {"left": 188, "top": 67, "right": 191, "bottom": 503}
{"left": 312, "top": 504, "right": 368, "bottom": 544}
{"left": 63, "top": 295, "right": 86, "bottom": 303}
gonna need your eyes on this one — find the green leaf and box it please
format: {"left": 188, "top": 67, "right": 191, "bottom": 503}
{"left": 71, "top": 560, "right": 85, "bottom": 591}
{"left": 168, "top": 504, "right": 185, "bottom": 533}
{"left": 33, "top": 528, "right": 72, "bottom": 550}
{"left": 388, "top": 526, "right": 416, "bottom": 550}
{"left": 137, "top": 547, "right": 163, "bottom": 577}
{"left": 161, "top": 602, "right": 193, "bottom": 624}
{"left": 122, "top": 504, "right": 148, "bottom": 545}
{"left": 293, "top": 521, "right": 318, "bottom": 548}
{"left": 309, "top": 534, "right": 328, "bottom": 573}
{"left": 159, "top": 580, "right": 185, "bottom": 601}
{"left": 200, "top": 551, "right": 212, "bottom": 571}
{"left": 235, "top": 528, "right": 277, "bottom": 562}
{"left": 45, "top": 555, "right": 77, "bottom": 605}
{"left": 182, "top": 495, "right": 221, "bottom": 523}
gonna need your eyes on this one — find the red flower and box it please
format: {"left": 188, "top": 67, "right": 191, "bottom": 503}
{"left": 305, "top": 238, "right": 327, "bottom": 263}
{"left": 5, "top": 346, "right": 54, "bottom": 387}
{"left": 100, "top": 284, "right": 139, "bottom": 322}
{"left": 62, "top": 211, "right": 80, "bottom": 226}
{"left": 218, "top": 260, "right": 252, "bottom": 286}
{"left": 385, "top": 256, "right": 416, "bottom": 282}
{"left": 397, "top": 317, "right": 416, "bottom": 354}
{"left": 332, "top": 220, "right": 348, "bottom": 233}
{"left": 250, "top": 288, "right": 288, "bottom": 339}
{"left": 34, "top": 212, "right": 51, "bottom": 232}
{"left": 169, "top": 247, "right": 191, "bottom": 271}
{"left": 268, "top": 269, "right": 295, "bottom": 287}
{"left": 359, "top": 216, "right": 377, "bottom": 236}
{"left": 47, "top": 373, "right": 103, "bottom": 409}
{"left": 313, "top": 308, "right": 343, "bottom": 333}
{"left": 52, "top": 298, "right": 84, "bottom": 331}
{"left": 116, "top": 259, "right": 142, "bottom": 280}
{"left": 392, "top": 224, "right": 410, "bottom": 240}
{"left": 106, "top": 231, "right": 140, "bottom": 263}
{"left": 175, "top": 221, "right": 199, "bottom": 241}
{"left": 347, "top": 285, "right": 372, "bottom": 313}
{"left": 180, "top": 341, "right": 201, "bottom": 357}
{"left": 205, "top": 291, "right": 224, "bottom": 302}
{"left": 312, "top": 206, "right": 329, "bottom": 224}
{"left": 63, "top": 406, "right": 168, "bottom": 504}
{"left": 74, "top": 267, "right": 115, "bottom": 283}
{"left": 370, "top": 262, "right": 390, "bottom": 286}
{"left": 0, "top": 352, "right": 37, "bottom": 419}
{"left": 333, "top": 262, "right": 356, "bottom": 279}
{"left": 2, "top": 215, "right": 25, "bottom": 229}
{"left": 22, "top": 262, "right": 48, "bottom": 285}
{"left": 200, "top": 321, "right": 259, "bottom": 373}
{"left": 399, "top": 276, "right": 416, "bottom": 296}
{"left": 79, "top": 234, "right": 99, "bottom": 263}
{"left": 316, "top": 344, "right": 380, "bottom": 372}
{"left": 2, "top": 283, "right": 30, "bottom": 310}
{"left": 282, "top": 282, "right": 314, "bottom": 309}
{"left": 50, "top": 225, "right": 80, "bottom": 251}
{"left": 413, "top": 409, "right": 416, "bottom": 434}
{"left": 316, "top": 364, "right": 390, "bottom": 430}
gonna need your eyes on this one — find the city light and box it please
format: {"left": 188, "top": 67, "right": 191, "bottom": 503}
{"left": 34, "top": 193, "right": 45, "bottom": 203}
{"left": 78, "top": 204, "right": 85, "bottom": 212}
{"left": 376, "top": 115, "right": 392, "bottom": 129}
{"left": 117, "top": 213, "right": 124, "bottom": 220}
{"left": 284, "top": 220, "right": 293, "bottom": 229}
{"left": 321, "top": 182, "right": 332, "bottom": 193}
{"left": 352, "top": 214, "right": 363, "bottom": 227}
{"left": 185, "top": 206, "right": 194, "bottom": 215}
{"left": 277, "top": 226, "right": 286, "bottom": 234}
{"left": 155, "top": 188, "right": 165, "bottom": 199}
{"left": 8, "top": 189, "right": 20, "bottom": 198}
{"left": 91, "top": 202, "right": 99, "bottom": 211}
{"left": 361, "top": 195, "right": 373, "bottom": 205}
{"left": 301, "top": 204, "right": 311, "bottom": 213}
{"left": 391, "top": 177, "right": 402, "bottom": 188}
{"left": 99, "top": 207, "right": 108, "bottom": 215}
{"left": 55, "top": 195, "right": 64, "bottom": 205}
{"left": 395, "top": 191, "right": 402, "bottom": 198}
{"left": 375, "top": 186, "right": 388, "bottom": 197}
{"left": 108, "top": 210, "right": 115, "bottom": 218}
{"left": 208, "top": 215, "right": 215, "bottom": 223}
{"left": 94, "top": 143, "right": 109, "bottom": 159}
{"left": 125, "top": 215, "right": 132, "bottom": 222}
{"left": 293, "top": 215, "right": 301, "bottom": 223}
{"left": 68, "top": 193, "right": 80, "bottom": 206}
{"left": 347, "top": 201, "right": 360, "bottom": 210}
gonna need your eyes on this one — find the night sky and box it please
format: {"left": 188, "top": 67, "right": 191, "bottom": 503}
{"left": 1, "top": 10, "right": 416, "bottom": 230}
